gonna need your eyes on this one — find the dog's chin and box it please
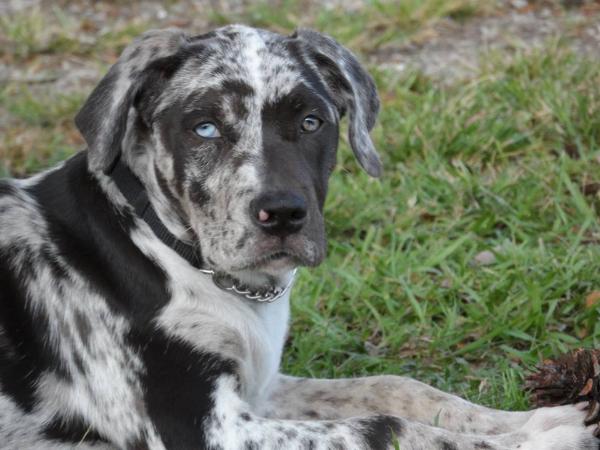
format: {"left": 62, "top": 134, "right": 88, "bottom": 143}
{"left": 238, "top": 251, "right": 304, "bottom": 273}
{"left": 228, "top": 253, "right": 299, "bottom": 288}
{"left": 194, "top": 224, "right": 326, "bottom": 289}
{"left": 221, "top": 243, "right": 325, "bottom": 289}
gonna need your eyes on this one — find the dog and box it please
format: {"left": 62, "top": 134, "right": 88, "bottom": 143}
{"left": 0, "top": 24, "right": 597, "bottom": 450}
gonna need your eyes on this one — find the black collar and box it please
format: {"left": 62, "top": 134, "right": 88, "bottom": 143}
{"left": 109, "top": 159, "right": 203, "bottom": 268}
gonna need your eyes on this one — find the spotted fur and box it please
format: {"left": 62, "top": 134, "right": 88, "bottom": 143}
{"left": 0, "top": 25, "right": 597, "bottom": 450}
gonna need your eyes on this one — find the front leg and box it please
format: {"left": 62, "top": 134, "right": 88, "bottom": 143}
{"left": 259, "top": 374, "right": 571, "bottom": 435}
{"left": 210, "top": 374, "right": 596, "bottom": 450}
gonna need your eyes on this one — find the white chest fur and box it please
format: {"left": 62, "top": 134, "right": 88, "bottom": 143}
{"left": 245, "top": 293, "right": 290, "bottom": 398}
{"left": 159, "top": 277, "right": 291, "bottom": 407}
{"left": 131, "top": 228, "right": 291, "bottom": 407}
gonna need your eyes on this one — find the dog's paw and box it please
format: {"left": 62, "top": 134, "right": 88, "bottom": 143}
{"left": 517, "top": 425, "right": 598, "bottom": 450}
{"left": 514, "top": 405, "right": 598, "bottom": 450}
{"left": 520, "top": 404, "right": 588, "bottom": 432}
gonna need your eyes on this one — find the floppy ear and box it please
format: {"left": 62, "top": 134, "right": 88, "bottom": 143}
{"left": 292, "top": 29, "right": 382, "bottom": 177}
{"left": 75, "top": 28, "right": 188, "bottom": 173}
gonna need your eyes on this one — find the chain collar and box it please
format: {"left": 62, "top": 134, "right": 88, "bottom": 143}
{"left": 198, "top": 268, "right": 297, "bottom": 303}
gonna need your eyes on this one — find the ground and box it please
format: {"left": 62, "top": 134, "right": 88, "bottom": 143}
{"left": 1, "top": 0, "right": 600, "bottom": 412}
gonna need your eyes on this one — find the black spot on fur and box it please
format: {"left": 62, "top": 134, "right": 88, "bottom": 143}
{"left": 436, "top": 438, "right": 459, "bottom": 450}
{"left": 43, "top": 415, "right": 106, "bottom": 445}
{"left": 474, "top": 442, "right": 494, "bottom": 449}
{"left": 303, "top": 410, "right": 320, "bottom": 419}
{"left": 189, "top": 181, "right": 211, "bottom": 205}
{"left": 149, "top": 45, "right": 160, "bottom": 57}
{"left": 240, "top": 412, "right": 252, "bottom": 422}
{"left": 74, "top": 310, "right": 92, "bottom": 348}
{"left": 0, "top": 181, "right": 17, "bottom": 196}
{"left": 126, "top": 437, "right": 151, "bottom": 450}
{"left": 301, "top": 438, "right": 317, "bottom": 450}
{"left": 133, "top": 326, "right": 237, "bottom": 449}
{"left": 190, "top": 30, "right": 218, "bottom": 41}
{"left": 71, "top": 351, "right": 87, "bottom": 374}
{"left": 221, "top": 79, "right": 254, "bottom": 98}
{"left": 358, "top": 415, "right": 403, "bottom": 450}
{"left": 0, "top": 243, "right": 70, "bottom": 411}
{"left": 221, "top": 28, "right": 240, "bottom": 40}
{"left": 154, "top": 164, "right": 187, "bottom": 212}
{"left": 209, "top": 65, "right": 227, "bottom": 78}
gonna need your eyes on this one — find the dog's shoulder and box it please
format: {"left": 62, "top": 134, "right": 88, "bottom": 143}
{"left": 0, "top": 176, "right": 49, "bottom": 252}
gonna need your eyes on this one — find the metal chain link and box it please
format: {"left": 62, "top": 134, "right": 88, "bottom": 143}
{"left": 198, "top": 268, "right": 297, "bottom": 303}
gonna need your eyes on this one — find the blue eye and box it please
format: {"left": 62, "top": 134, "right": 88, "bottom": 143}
{"left": 194, "top": 122, "right": 221, "bottom": 139}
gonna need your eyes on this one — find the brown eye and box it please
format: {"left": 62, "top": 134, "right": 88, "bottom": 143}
{"left": 301, "top": 115, "right": 322, "bottom": 133}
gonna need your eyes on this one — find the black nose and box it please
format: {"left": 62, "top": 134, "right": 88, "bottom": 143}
{"left": 250, "top": 191, "right": 307, "bottom": 237}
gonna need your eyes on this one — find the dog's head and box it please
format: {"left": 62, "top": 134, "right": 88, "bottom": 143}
{"left": 76, "top": 25, "right": 380, "bottom": 282}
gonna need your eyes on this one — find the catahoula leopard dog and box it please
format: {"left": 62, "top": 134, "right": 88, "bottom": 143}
{"left": 0, "top": 25, "right": 597, "bottom": 450}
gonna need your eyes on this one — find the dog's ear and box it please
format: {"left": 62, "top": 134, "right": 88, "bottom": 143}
{"left": 292, "top": 29, "right": 382, "bottom": 177}
{"left": 75, "top": 28, "right": 188, "bottom": 173}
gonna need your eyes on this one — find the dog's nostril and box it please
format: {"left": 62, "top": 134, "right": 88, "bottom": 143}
{"left": 291, "top": 209, "right": 306, "bottom": 219}
{"left": 258, "top": 209, "right": 270, "bottom": 222}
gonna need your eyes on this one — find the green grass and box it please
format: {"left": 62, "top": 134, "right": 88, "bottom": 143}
{"left": 283, "top": 44, "right": 600, "bottom": 410}
{"left": 0, "top": 0, "right": 492, "bottom": 60}
{"left": 0, "top": 85, "right": 85, "bottom": 176}
{"left": 211, "top": 0, "right": 494, "bottom": 52}
{"left": 1, "top": 0, "right": 600, "bottom": 413}
{"left": 0, "top": 7, "right": 155, "bottom": 66}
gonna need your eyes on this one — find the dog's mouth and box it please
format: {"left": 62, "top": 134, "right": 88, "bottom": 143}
{"left": 235, "top": 250, "right": 305, "bottom": 272}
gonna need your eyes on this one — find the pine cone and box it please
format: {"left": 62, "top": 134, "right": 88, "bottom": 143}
{"left": 525, "top": 348, "right": 600, "bottom": 434}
